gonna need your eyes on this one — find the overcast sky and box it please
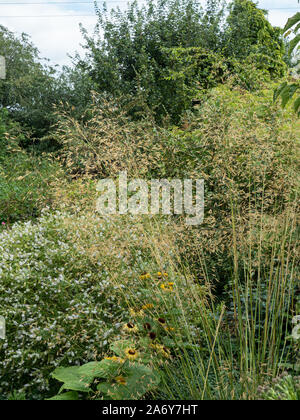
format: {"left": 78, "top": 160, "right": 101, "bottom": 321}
{"left": 0, "top": 0, "right": 299, "bottom": 66}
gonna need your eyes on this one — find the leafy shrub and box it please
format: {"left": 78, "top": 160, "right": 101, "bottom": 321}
{"left": 49, "top": 340, "right": 161, "bottom": 400}
{"left": 225, "top": 0, "right": 286, "bottom": 79}
{"left": 0, "top": 153, "right": 62, "bottom": 224}
{"left": 0, "top": 109, "right": 63, "bottom": 223}
{"left": 0, "top": 108, "right": 25, "bottom": 160}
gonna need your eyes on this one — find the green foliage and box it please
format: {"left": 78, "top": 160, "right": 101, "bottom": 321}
{"left": 0, "top": 1, "right": 299, "bottom": 402}
{"left": 274, "top": 81, "right": 300, "bottom": 115}
{"left": 79, "top": 0, "right": 227, "bottom": 121}
{"left": 161, "top": 47, "right": 228, "bottom": 117}
{"left": 274, "top": 5, "right": 300, "bottom": 114}
{"left": 0, "top": 26, "right": 58, "bottom": 138}
{"left": 0, "top": 108, "right": 26, "bottom": 158}
{"left": 258, "top": 373, "right": 300, "bottom": 400}
{"left": 0, "top": 25, "right": 93, "bottom": 142}
{"left": 284, "top": 11, "right": 300, "bottom": 34}
{"left": 75, "top": 0, "right": 286, "bottom": 122}
{"left": 0, "top": 109, "right": 62, "bottom": 223}
{"left": 224, "top": 0, "right": 286, "bottom": 78}
{"left": 50, "top": 355, "right": 160, "bottom": 400}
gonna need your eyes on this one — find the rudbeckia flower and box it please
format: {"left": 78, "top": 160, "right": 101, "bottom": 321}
{"left": 123, "top": 322, "right": 138, "bottom": 333}
{"left": 115, "top": 376, "right": 127, "bottom": 385}
{"left": 129, "top": 308, "right": 145, "bottom": 318}
{"left": 154, "top": 344, "right": 171, "bottom": 358}
{"left": 160, "top": 282, "right": 174, "bottom": 291}
{"left": 143, "top": 322, "right": 152, "bottom": 331}
{"left": 149, "top": 332, "right": 157, "bottom": 340}
{"left": 125, "top": 348, "right": 139, "bottom": 361}
{"left": 160, "top": 346, "right": 171, "bottom": 358}
{"left": 140, "top": 272, "right": 151, "bottom": 280}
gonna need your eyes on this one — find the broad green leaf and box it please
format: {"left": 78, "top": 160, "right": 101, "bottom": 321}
{"left": 47, "top": 391, "right": 79, "bottom": 400}
{"left": 294, "top": 22, "right": 300, "bottom": 34}
{"left": 284, "top": 12, "right": 300, "bottom": 33}
{"left": 97, "top": 382, "right": 132, "bottom": 400}
{"left": 288, "top": 33, "right": 300, "bottom": 56}
{"left": 78, "top": 359, "right": 121, "bottom": 379}
{"left": 110, "top": 340, "right": 135, "bottom": 357}
{"left": 51, "top": 366, "right": 92, "bottom": 392}
{"left": 273, "top": 82, "right": 287, "bottom": 103}
{"left": 293, "top": 96, "right": 300, "bottom": 116}
{"left": 280, "top": 84, "right": 299, "bottom": 108}
{"left": 97, "top": 363, "right": 160, "bottom": 400}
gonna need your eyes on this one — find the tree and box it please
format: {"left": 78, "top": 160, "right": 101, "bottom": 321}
{"left": 0, "top": 25, "right": 87, "bottom": 140}
{"left": 224, "top": 0, "right": 286, "bottom": 78}
{"left": 78, "top": 0, "right": 226, "bottom": 121}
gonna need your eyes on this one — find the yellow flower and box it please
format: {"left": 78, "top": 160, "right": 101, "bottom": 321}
{"left": 142, "top": 303, "right": 154, "bottom": 310}
{"left": 129, "top": 308, "right": 137, "bottom": 317}
{"left": 160, "top": 283, "right": 174, "bottom": 291}
{"left": 150, "top": 343, "right": 161, "bottom": 350}
{"left": 143, "top": 322, "right": 152, "bottom": 331}
{"left": 155, "top": 344, "right": 171, "bottom": 358}
{"left": 125, "top": 348, "right": 139, "bottom": 361}
{"left": 140, "top": 272, "right": 151, "bottom": 280}
{"left": 165, "top": 326, "right": 175, "bottom": 332}
{"left": 115, "top": 376, "right": 127, "bottom": 386}
{"left": 161, "top": 346, "right": 171, "bottom": 358}
{"left": 122, "top": 322, "right": 138, "bottom": 333}
{"left": 158, "top": 317, "right": 167, "bottom": 325}
{"left": 129, "top": 308, "right": 145, "bottom": 318}
{"left": 157, "top": 272, "right": 168, "bottom": 279}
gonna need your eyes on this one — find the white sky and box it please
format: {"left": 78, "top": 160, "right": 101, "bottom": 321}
{"left": 0, "top": 0, "right": 299, "bottom": 67}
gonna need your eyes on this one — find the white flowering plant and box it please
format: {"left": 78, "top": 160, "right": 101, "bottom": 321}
{"left": 0, "top": 211, "right": 129, "bottom": 398}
